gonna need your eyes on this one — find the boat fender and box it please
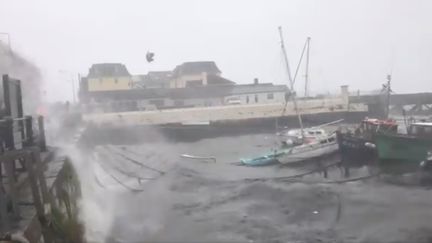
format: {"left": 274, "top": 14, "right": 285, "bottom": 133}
{"left": 420, "top": 160, "right": 426, "bottom": 168}
{"left": 285, "top": 139, "right": 294, "bottom": 146}
{"left": 364, "top": 142, "right": 376, "bottom": 149}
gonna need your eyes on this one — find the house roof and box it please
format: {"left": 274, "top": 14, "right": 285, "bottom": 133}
{"left": 173, "top": 61, "right": 221, "bottom": 76}
{"left": 207, "top": 74, "right": 235, "bottom": 85}
{"left": 87, "top": 63, "right": 131, "bottom": 78}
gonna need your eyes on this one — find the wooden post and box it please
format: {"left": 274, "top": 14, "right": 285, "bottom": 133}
{"left": 0, "top": 165, "right": 10, "bottom": 232}
{"left": 31, "top": 148, "right": 55, "bottom": 208}
{"left": 4, "top": 117, "right": 14, "bottom": 151}
{"left": 25, "top": 116, "right": 33, "bottom": 146}
{"left": 37, "top": 116, "right": 46, "bottom": 152}
{"left": 3, "top": 155, "right": 20, "bottom": 218}
{"left": 25, "top": 152, "right": 52, "bottom": 243}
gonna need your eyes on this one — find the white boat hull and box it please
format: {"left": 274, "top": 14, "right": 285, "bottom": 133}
{"left": 277, "top": 141, "right": 339, "bottom": 164}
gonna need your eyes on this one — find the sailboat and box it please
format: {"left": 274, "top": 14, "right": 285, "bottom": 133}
{"left": 240, "top": 27, "right": 338, "bottom": 166}
{"left": 275, "top": 27, "right": 338, "bottom": 165}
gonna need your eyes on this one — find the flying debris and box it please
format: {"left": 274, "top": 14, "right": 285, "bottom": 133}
{"left": 146, "top": 51, "right": 155, "bottom": 62}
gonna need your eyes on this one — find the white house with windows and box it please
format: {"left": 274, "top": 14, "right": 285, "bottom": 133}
{"left": 224, "top": 84, "right": 287, "bottom": 105}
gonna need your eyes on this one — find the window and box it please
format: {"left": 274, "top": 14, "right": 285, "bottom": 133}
{"left": 185, "top": 80, "right": 203, "bottom": 87}
{"left": 255, "top": 94, "right": 258, "bottom": 103}
{"left": 267, "top": 93, "right": 274, "bottom": 99}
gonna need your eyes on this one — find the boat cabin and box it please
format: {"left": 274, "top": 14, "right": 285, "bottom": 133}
{"left": 286, "top": 128, "right": 327, "bottom": 138}
{"left": 358, "top": 118, "right": 398, "bottom": 135}
{"left": 408, "top": 122, "right": 432, "bottom": 138}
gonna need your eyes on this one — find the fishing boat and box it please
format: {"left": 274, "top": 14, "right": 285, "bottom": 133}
{"left": 336, "top": 118, "right": 398, "bottom": 161}
{"left": 375, "top": 122, "right": 432, "bottom": 162}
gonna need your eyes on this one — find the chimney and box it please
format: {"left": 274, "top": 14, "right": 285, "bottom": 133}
{"left": 340, "top": 85, "right": 349, "bottom": 106}
{"left": 253, "top": 78, "right": 259, "bottom": 85}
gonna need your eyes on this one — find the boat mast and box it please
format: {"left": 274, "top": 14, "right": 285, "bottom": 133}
{"left": 304, "top": 37, "right": 311, "bottom": 97}
{"left": 385, "top": 74, "right": 391, "bottom": 118}
{"left": 278, "top": 26, "right": 304, "bottom": 137}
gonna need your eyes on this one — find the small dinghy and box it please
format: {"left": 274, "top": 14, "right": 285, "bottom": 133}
{"left": 240, "top": 150, "right": 288, "bottom": 166}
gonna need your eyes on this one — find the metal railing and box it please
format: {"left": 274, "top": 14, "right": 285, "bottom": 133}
{"left": 0, "top": 115, "right": 46, "bottom": 153}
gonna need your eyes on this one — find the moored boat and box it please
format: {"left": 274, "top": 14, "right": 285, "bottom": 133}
{"left": 240, "top": 151, "right": 284, "bottom": 166}
{"left": 336, "top": 118, "right": 398, "bottom": 161}
{"left": 277, "top": 133, "right": 338, "bottom": 164}
{"left": 375, "top": 122, "right": 432, "bottom": 162}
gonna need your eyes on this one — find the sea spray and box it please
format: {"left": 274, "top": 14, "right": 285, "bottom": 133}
{"left": 0, "top": 42, "right": 43, "bottom": 113}
{"left": 60, "top": 127, "right": 181, "bottom": 242}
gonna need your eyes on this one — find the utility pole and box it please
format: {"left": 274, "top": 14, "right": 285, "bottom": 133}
{"left": 59, "top": 70, "right": 77, "bottom": 104}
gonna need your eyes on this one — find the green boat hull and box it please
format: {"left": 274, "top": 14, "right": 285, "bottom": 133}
{"left": 375, "top": 133, "right": 432, "bottom": 162}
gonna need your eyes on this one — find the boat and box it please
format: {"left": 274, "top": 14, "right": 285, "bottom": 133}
{"left": 240, "top": 28, "right": 336, "bottom": 167}
{"left": 240, "top": 150, "right": 285, "bottom": 166}
{"left": 336, "top": 118, "right": 398, "bottom": 161}
{"left": 276, "top": 133, "right": 338, "bottom": 164}
{"left": 375, "top": 122, "right": 432, "bottom": 162}
{"left": 278, "top": 119, "right": 344, "bottom": 146}
{"left": 276, "top": 27, "right": 340, "bottom": 164}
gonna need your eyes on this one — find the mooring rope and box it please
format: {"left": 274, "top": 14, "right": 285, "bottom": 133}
{"left": 97, "top": 152, "right": 158, "bottom": 180}
{"left": 94, "top": 158, "right": 145, "bottom": 193}
{"left": 110, "top": 150, "right": 166, "bottom": 175}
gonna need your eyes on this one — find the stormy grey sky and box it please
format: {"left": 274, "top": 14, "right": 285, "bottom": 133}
{"left": 0, "top": 0, "right": 431, "bottom": 102}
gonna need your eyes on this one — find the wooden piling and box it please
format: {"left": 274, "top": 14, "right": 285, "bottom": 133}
{"left": 37, "top": 116, "right": 46, "bottom": 152}
{"left": 31, "top": 147, "right": 55, "bottom": 208}
{"left": 25, "top": 116, "right": 34, "bottom": 146}
{"left": 0, "top": 172, "right": 10, "bottom": 232}
{"left": 25, "top": 152, "right": 52, "bottom": 243}
{"left": 3, "top": 155, "right": 20, "bottom": 218}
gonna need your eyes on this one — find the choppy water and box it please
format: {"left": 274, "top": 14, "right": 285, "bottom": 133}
{"left": 67, "top": 132, "right": 432, "bottom": 243}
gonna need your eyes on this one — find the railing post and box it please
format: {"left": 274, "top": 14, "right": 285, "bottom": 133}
{"left": 25, "top": 116, "right": 33, "bottom": 146}
{"left": 37, "top": 116, "right": 46, "bottom": 152}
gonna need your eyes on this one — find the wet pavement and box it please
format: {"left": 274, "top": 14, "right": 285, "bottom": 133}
{"left": 68, "top": 132, "right": 432, "bottom": 243}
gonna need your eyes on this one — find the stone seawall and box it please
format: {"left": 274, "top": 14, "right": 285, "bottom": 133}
{"left": 83, "top": 97, "right": 368, "bottom": 126}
